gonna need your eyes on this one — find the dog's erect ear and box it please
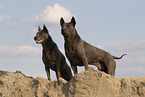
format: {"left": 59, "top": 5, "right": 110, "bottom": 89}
{"left": 43, "top": 25, "right": 48, "bottom": 33}
{"left": 71, "top": 17, "right": 76, "bottom": 26}
{"left": 60, "top": 17, "right": 65, "bottom": 26}
{"left": 38, "top": 26, "right": 41, "bottom": 31}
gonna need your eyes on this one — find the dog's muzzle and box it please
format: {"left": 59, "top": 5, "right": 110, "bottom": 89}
{"left": 34, "top": 36, "right": 37, "bottom": 41}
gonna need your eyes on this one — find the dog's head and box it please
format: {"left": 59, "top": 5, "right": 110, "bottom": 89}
{"left": 34, "top": 25, "right": 49, "bottom": 44}
{"left": 60, "top": 17, "right": 76, "bottom": 39}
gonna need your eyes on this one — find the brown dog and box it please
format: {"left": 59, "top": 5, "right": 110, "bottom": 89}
{"left": 34, "top": 25, "right": 73, "bottom": 84}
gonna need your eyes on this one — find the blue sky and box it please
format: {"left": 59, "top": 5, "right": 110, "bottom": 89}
{"left": 0, "top": 0, "right": 145, "bottom": 80}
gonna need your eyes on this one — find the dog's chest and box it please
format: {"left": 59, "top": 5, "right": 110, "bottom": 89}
{"left": 66, "top": 46, "right": 75, "bottom": 56}
{"left": 66, "top": 47, "right": 83, "bottom": 65}
{"left": 42, "top": 50, "right": 56, "bottom": 70}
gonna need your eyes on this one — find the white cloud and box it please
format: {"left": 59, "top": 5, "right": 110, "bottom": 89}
{"left": 5, "top": 22, "right": 16, "bottom": 27}
{"left": 0, "top": 14, "right": 10, "bottom": 21}
{"left": 0, "top": 45, "right": 41, "bottom": 57}
{"left": 101, "top": 40, "right": 145, "bottom": 77}
{"left": 15, "top": 46, "right": 41, "bottom": 56}
{"left": 0, "top": 5, "right": 4, "bottom": 10}
{"left": 0, "top": 6, "right": 11, "bottom": 22}
{"left": 30, "top": 29, "right": 37, "bottom": 37}
{"left": 106, "top": 40, "right": 145, "bottom": 51}
{"left": 22, "top": 3, "right": 73, "bottom": 24}
{"left": 102, "top": 40, "right": 145, "bottom": 65}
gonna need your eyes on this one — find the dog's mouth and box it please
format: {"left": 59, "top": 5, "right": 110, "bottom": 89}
{"left": 36, "top": 39, "right": 44, "bottom": 44}
{"left": 61, "top": 32, "right": 70, "bottom": 39}
{"left": 64, "top": 35, "right": 70, "bottom": 38}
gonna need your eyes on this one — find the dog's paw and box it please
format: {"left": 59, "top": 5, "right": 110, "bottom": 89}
{"left": 58, "top": 77, "right": 67, "bottom": 85}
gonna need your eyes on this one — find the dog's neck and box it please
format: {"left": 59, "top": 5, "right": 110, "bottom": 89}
{"left": 64, "top": 30, "right": 81, "bottom": 46}
{"left": 42, "top": 36, "right": 55, "bottom": 51}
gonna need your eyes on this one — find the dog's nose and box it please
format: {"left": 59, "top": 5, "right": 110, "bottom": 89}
{"left": 61, "top": 28, "right": 66, "bottom": 32}
{"left": 61, "top": 26, "right": 67, "bottom": 30}
{"left": 34, "top": 36, "right": 37, "bottom": 41}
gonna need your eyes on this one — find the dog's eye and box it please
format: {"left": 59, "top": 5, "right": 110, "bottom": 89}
{"left": 67, "top": 25, "right": 70, "bottom": 28}
{"left": 62, "top": 24, "right": 65, "bottom": 28}
{"left": 39, "top": 33, "right": 43, "bottom": 36}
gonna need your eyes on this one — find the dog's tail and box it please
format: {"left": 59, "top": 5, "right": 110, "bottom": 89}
{"left": 112, "top": 54, "right": 127, "bottom": 59}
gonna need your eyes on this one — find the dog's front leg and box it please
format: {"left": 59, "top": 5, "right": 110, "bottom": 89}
{"left": 45, "top": 66, "right": 51, "bottom": 81}
{"left": 56, "top": 62, "right": 61, "bottom": 85}
{"left": 78, "top": 42, "right": 89, "bottom": 70}
{"left": 56, "top": 70, "right": 61, "bottom": 85}
{"left": 56, "top": 71, "right": 61, "bottom": 85}
{"left": 79, "top": 46, "right": 88, "bottom": 70}
{"left": 82, "top": 56, "right": 88, "bottom": 70}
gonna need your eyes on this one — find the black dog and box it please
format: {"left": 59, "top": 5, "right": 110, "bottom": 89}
{"left": 34, "top": 25, "right": 73, "bottom": 83}
{"left": 60, "top": 17, "right": 126, "bottom": 76}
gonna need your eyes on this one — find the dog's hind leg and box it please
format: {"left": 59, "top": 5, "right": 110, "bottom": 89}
{"left": 108, "top": 68, "right": 115, "bottom": 76}
{"left": 104, "top": 59, "right": 116, "bottom": 76}
{"left": 62, "top": 66, "right": 73, "bottom": 81}
{"left": 56, "top": 70, "right": 61, "bottom": 85}
{"left": 93, "top": 61, "right": 108, "bottom": 74}
{"left": 71, "top": 65, "right": 78, "bottom": 75}
{"left": 56, "top": 61, "right": 61, "bottom": 85}
{"left": 65, "top": 66, "right": 73, "bottom": 81}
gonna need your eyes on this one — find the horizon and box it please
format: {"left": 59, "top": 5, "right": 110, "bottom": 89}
{"left": 0, "top": 0, "right": 145, "bottom": 80}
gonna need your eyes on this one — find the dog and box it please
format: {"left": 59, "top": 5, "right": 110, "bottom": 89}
{"left": 34, "top": 25, "right": 73, "bottom": 84}
{"left": 60, "top": 17, "right": 126, "bottom": 76}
